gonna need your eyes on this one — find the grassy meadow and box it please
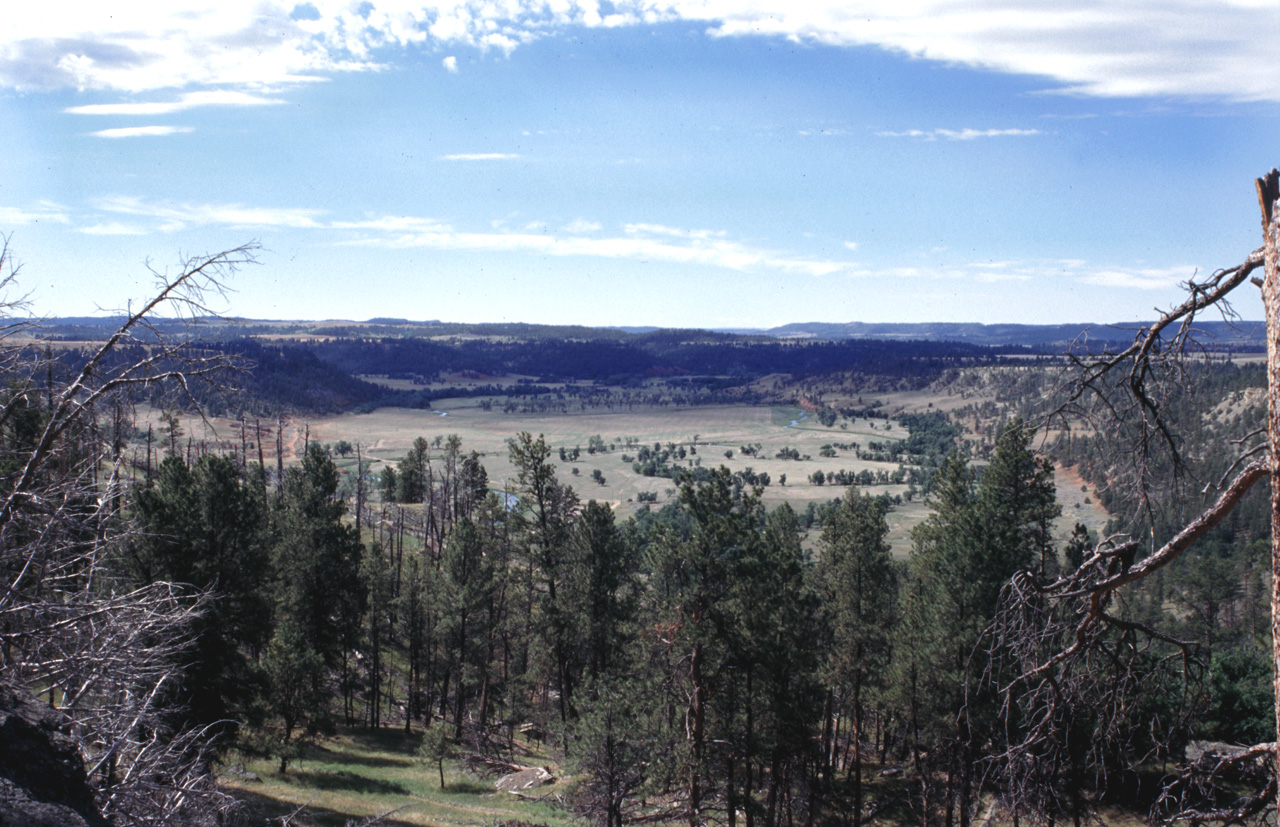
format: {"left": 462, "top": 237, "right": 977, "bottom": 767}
{"left": 223, "top": 727, "right": 574, "bottom": 827}
{"left": 155, "top": 382, "right": 1107, "bottom": 558}
{"left": 301, "top": 400, "right": 929, "bottom": 551}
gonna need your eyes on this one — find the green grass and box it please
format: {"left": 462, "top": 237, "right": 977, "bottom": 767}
{"left": 770, "top": 405, "right": 805, "bottom": 426}
{"left": 223, "top": 727, "right": 576, "bottom": 827}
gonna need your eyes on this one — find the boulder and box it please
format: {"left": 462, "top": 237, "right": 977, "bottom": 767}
{"left": 0, "top": 682, "right": 108, "bottom": 827}
{"left": 496, "top": 767, "right": 555, "bottom": 794}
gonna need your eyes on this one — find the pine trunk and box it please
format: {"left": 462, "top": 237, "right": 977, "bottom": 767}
{"left": 1259, "top": 169, "right": 1280, "bottom": 811}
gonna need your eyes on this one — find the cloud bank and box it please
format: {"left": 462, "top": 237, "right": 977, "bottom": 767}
{"left": 3, "top": 2, "right": 1278, "bottom": 102}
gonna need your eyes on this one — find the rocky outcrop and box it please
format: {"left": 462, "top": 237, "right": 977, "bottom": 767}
{"left": 496, "top": 766, "right": 555, "bottom": 794}
{"left": 0, "top": 682, "right": 109, "bottom": 827}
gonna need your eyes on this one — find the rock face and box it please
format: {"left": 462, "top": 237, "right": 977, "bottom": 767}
{"left": 0, "top": 682, "right": 109, "bottom": 827}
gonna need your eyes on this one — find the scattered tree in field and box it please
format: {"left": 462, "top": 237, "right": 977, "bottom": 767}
{"left": 417, "top": 725, "right": 453, "bottom": 789}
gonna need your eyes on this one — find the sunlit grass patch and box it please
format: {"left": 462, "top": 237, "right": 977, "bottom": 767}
{"left": 222, "top": 728, "right": 577, "bottom": 827}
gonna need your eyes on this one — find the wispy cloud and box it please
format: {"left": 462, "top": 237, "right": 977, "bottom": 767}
{"left": 340, "top": 223, "right": 856, "bottom": 277}
{"left": 624, "top": 223, "right": 727, "bottom": 241}
{"left": 77, "top": 221, "right": 149, "bottom": 236}
{"left": 1077, "top": 265, "right": 1191, "bottom": 290}
{"left": 877, "top": 128, "right": 1042, "bottom": 141}
{"left": 442, "top": 55, "right": 458, "bottom": 73}
{"left": 89, "top": 125, "right": 194, "bottom": 138}
{"left": 3, "top": 2, "right": 1278, "bottom": 102}
{"left": 0, "top": 203, "right": 70, "bottom": 225}
{"left": 925, "top": 259, "right": 1192, "bottom": 290}
{"left": 67, "top": 195, "right": 1201, "bottom": 290}
{"left": 93, "top": 196, "right": 326, "bottom": 230}
{"left": 440, "top": 153, "right": 520, "bottom": 161}
{"left": 66, "top": 90, "right": 284, "bottom": 116}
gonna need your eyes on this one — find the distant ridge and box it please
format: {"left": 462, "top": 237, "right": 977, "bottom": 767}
{"left": 734, "top": 320, "right": 1268, "bottom": 349}
{"left": 34, "top": 317, "right": 1268, "bottom": 350}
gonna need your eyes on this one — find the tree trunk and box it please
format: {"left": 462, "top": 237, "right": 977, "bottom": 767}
{"left": 1259, "top": 169, "right": 1280, "bottom": 809}
{"left": 690, "top": 641, "right": 705, "bottom": 827}
{"left": 852, "top": 683, "right": 863, "bottom": 827}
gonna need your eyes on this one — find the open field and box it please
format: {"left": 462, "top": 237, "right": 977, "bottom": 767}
{"left": 1054, "top": 465, "right": 1112, "bottom": 537}
{"left": 305, "top": 401, "right": 917, "bottom": 519}
{"left": 147, "top": 393, "right": 1109, "bottom": 558}
{"left": 223, "top": 727, "right": 573, "bottom": 827}
{"left": 221, "top": 724, "right": 1148, "bottom": 827}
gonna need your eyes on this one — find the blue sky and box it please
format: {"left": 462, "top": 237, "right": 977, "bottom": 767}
{"left": 2, "top": 1, "right": 1279, "bottom": 328}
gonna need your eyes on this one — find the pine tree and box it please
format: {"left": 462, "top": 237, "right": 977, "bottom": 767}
{"left": 268, "top": 442, "right": 365, "bottom": 735}
{"left": 508, "top": 431, "right": 580, "bottom": 724}
{"left": 126, "top": 453, "right": 272, "bottom": 743}
{"left": 361, "top": 541, "right": 394, "bottom": 728}
{"left": 649, "top": 468, "right": 759, "bottom": 827}
{"left": 567, "top": 500, "right": 639, "bottom": 680}
{"left": 441, "top": 517, "right": 495, "bottom": 740}
{"left": 816, "top": 488, "right": 897, "bottom": 826}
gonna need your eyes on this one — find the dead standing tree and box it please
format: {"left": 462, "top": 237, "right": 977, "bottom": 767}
{"left": 979, "top": 172, "right": 1280, "bottom": 826}
{"left": 0, "top": 242, "right": 258, "bottom": 825}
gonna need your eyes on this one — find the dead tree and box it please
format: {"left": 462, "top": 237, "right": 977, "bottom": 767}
{"left": 0, "top": 241, "right": 259, "bottom": 825}
{"left": 980, "top": 172, "right": 1280, "bottom": 826}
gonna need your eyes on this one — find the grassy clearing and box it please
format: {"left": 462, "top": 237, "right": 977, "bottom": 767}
{"left": 143, "top": 395, "right": 1111, "bottom": 561}
{"left": 296, "top": 403, "right": 920, "bottom": 519}
{"left": 1054, "top": 465, "right": 1112, "bottom": 538}
{"left": 223, "top": 727, "right": 574, "bottom": 827}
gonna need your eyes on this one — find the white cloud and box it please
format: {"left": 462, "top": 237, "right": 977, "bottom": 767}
{"left": 63, "top": 195, "right": 1205, "bottom": 290}
{"left": 77, "top": 221, "right": 149, "bottom": 236}
{"left": 1077, "top": 265, "right": 1192, "bottom": 290}
{"left": 0, "top": 203, "right": 70, "bottom": 225}
{"left": 877, "top": 128, "right": 1042, "bottom": 141}
{"left": 843, "top": 241, "right": 858, "bottom": 252}
{"left": 66, "top": 90, "right": 285, "bottom": 116}
{"left": 3, "top": 2, "right": 1278, "bottom": 102}
{"left": 321, "top": 213, "right": 854, "bottom": 276}
{"left": 624, "top": 223, "right": 727, "bottom": 241}
{"left": 343, "top": 224, "right": 855, "bottom": 276}
{"left": 93, "top": 196, "right": 327, "bottom": 230}
{"left": 442, "top": 55, "right": 458, "bottom": 73}
{"left": 440, "top": 153, "right": 520, "bottom": 161}
{"left": 918, "top": 258, "right": 1194, "bottom": 290}
{"left": 89, "top": 125, "right": 194, "bottom": 138}
{"left": 329, "top": 215, "right": 450, "bottom": 233}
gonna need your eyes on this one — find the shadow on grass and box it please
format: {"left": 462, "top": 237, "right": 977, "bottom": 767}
{"left": 442, "top": 778, "right": 493, "bottom": 796}
{"left": 228, "top": 787, "right": 422, "bottom": 827}
{"left": 342, "top": 727, "right": 424, "bottom": 754}
{"left": 312, "top": 745, "right": 416, "bottom": 770}
{"left": 287, "top": 767, "right": 410, "bottom": 796}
